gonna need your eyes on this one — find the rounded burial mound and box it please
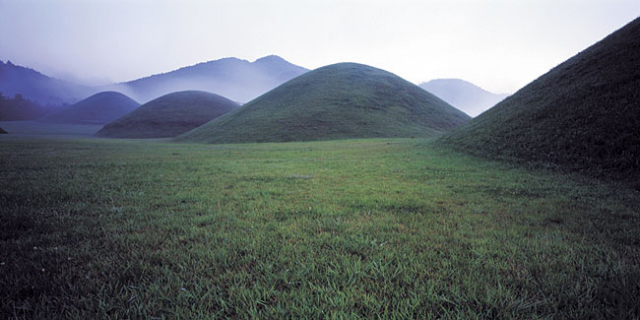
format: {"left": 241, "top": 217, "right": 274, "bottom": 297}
{"left": 40, "top": 91, "right": 140, "bottom": 125}
{"left": 96, "top": 91, "right": 239, "bottom": 138}
{"left": 177, "top": 63, "right": 470, "bottom": 144}
{"left": 442, "top": 17, "right": 640, "bottom": 182}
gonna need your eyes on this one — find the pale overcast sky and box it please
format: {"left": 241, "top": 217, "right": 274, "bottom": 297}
{"left": 0, "top": 0, "right": 638, "bottom": 93}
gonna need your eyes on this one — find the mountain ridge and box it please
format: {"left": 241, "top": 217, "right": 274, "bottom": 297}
{"left": 0, "top": 60, "right": 93, "bottom": 105}
{"left": 112, "top": 55, "right": 309, "bottom": 103}
{"left": 1, "top": 55, "right": 308, "bottom": 106}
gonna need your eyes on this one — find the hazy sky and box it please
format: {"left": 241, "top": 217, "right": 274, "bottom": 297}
{"left": 0, "top": 0, "right": 638, "bottom": 93}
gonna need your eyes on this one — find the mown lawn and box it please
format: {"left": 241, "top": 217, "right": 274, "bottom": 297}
{"left": 1, "top": 137, "right": 639, "bottom": 318}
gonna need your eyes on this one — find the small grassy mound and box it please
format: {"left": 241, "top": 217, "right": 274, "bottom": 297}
{"left": 96, "top": 91, "right": 239, "bottom": 139}
{"left": 40, "top": 92, "right": 139, "bottom": 125}
{"left": 442, "top": 17, "right": 640, "bottom": 184}
{"left": 177, "top": 63, "right": 470, "bottom": 144}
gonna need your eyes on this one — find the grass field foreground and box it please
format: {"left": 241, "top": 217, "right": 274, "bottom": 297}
{"left": 1, "top": 137, "right": 639, "bottom": 318}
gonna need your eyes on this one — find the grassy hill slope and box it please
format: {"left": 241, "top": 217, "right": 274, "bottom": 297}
{"left": 0, "top": 126, "right": 7, "bottom": 134}
{"left": 178, "top": 63, "right": 470, "bottom": 144}
{"left": 96, "top": 91, "right": 239, "bottom": 138}
{"left": 40, "top": 92, "right": 139, "bottom": 125}
{"left": 442, "top": 17, "right": 640, "bottom": 183}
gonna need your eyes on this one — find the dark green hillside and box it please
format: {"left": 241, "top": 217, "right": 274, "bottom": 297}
{"left": 0, "top": 126, "right": 7, "bottom": 134}
{"left": 96, "top": 91, "right": 238, "bottom": 138}
{"left": 177, "top": 63, "right": 470, "bottom": 144}
{"left": 40, "top": 92, "right": 139, "bottom": 125}
{"left": 443, "top": 17, "right": 640, "bottom": 183}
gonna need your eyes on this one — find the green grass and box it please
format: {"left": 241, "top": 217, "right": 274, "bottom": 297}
{"left": 1, "top": 137, "right": 639, "bottom": 318}
{"left": 178, "top": 63, "right": 470, "bottom": 144}
{"left": 442, "top": 17, "right": 640, "bottom": 186}
{"left": 96, "top": 91, "right": 238, "bottom": 139}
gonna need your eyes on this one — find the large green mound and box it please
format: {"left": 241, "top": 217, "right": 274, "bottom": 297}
{"left": 96, "top": 91, "right": 239, "bottom": 138}
{"left": 443, "top": 18, "right": 640, "bottom": 182}
{"left": 177, "top": 63, "right": 470, "bottom": 143}
{"left": 40, "top": 91, "right": 139, "bottom": 125}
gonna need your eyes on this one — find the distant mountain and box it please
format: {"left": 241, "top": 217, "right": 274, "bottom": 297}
{"left": 0, "top": 55, "right": 307, "bottom": 106}
{"left": 178, "top": 63, "right": 471, "bottom": 144}
{"left": 113, "top": 55, "right": 309, "bottom": 103}
{"left": 443, "top": 17, "right": 640, "bottom": 185}
{"left": 0, "top": 60, "right": 93, "bottom": 105}
{"left": 419, "top": 79, "right": 508, "bottom": 117}
{"left": 40, "top": 91, "right": 140, "bottom": 125}
{"left": 96, "top": 91, "right": 238, "bottom": 138}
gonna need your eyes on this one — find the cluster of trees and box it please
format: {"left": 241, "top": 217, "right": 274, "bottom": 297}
{"left": 0, "top": 92, "right": 64, "bottom": 121}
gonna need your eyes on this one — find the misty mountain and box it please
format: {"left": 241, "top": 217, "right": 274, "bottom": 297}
{"left": 0, "top": 60, "right": 93, "bottom": 105}
{"left": 0, "top": 55, "right": 308, "bottom": 107}
{"left": 112, "top": 55, "right": 309, "bottom": 103}
{"left": 419, "top": 79, "right": 509, "bottom": 117}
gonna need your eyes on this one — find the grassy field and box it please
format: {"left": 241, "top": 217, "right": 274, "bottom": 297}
{"left": 1, "top": 137, "right": 639, "bottom": 318}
